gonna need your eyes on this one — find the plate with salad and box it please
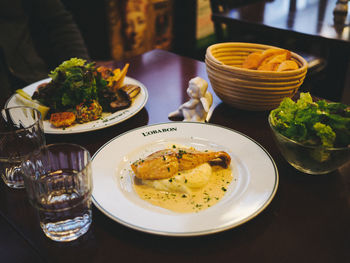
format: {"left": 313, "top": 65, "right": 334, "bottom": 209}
{"left": 5, "top": 58, "right": 148, "bottom": 134}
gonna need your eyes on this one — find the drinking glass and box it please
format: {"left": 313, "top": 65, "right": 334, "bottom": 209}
{"left": 21, "top": 143, "right": 93, "bottom": 242}
{"left": 0, "top": 106, "right": 45, "bottom": 188}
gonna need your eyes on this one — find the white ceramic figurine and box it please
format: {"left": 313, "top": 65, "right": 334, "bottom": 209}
{"left": 168, "top": 77, "right": 213, "bottom": 122}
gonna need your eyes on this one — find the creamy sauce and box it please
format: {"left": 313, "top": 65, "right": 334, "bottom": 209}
{"left": 134, "top": 166, "right": 232, "bottom": 213}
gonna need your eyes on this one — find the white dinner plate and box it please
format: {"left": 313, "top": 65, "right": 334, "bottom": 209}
{"left": 91, "top": 122, "right": 279, "bottom": 236}
{"left": 5, "top": 77, "right": 148, "bottom": 134}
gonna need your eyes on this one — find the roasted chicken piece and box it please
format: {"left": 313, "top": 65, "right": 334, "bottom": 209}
{"left": 131, "top": 148, "right": 231, "bottom": 180}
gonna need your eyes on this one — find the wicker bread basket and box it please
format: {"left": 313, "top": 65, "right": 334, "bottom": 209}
{"left": 205, "top": 42, "right": 308, "bottom": 111}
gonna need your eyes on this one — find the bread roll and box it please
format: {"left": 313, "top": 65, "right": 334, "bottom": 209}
{"left": 242, "top": 48, "right": 298, "bottom": 72}
{"left": 276, "top": 60, "right": 299, "bottom": 71}
{"left": 242, "top": 51, "right": 262, "bottom": 69}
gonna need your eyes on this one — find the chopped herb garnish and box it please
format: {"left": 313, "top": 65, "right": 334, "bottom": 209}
{"left": 176, "top": 149, "right": 187, "bottom": 159}
{"left": 204, "top": 196, "right": 211, "bottom": 202}
{"left": 168, "top": 178, "right": 173, "bottom": 182}
{"left": 221, "top": 187, "right": 227, "bottom": 192}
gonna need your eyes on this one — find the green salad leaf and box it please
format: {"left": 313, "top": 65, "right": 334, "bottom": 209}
{"left": 270, "top": 92, "right": 350, "bottom": 148}
{"left": 48, "top": 58, "right": 88, "bottom": 80}
{"left": 34, "top": 58, "right": 106, "bottom": 112}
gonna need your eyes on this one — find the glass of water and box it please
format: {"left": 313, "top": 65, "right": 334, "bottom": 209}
{"left": 0, "top": 106, "right": 45, "bottom": 189}
{"left": 21, "top": 143, "right": 93, "bottom": 242}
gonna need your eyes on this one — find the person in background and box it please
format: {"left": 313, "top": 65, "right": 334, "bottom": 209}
{"left": 0, "top": 0, "right": 90, "bottom": 106}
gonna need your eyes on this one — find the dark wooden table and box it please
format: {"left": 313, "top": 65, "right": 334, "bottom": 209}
{"left": 211, "top": 0, "right": 350, "bottom": 104}
{"left": 1, "top": 49, "right": 349, "bottom": 263}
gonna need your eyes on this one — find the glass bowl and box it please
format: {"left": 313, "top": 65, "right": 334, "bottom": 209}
{"left": 268, "top": 114, "right": 350, "bottom": 175}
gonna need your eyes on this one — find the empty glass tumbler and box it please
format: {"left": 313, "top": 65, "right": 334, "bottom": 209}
{"left": 0, "top": 106, "right": 45, "bottom": 188}
{"left": 21, "top": 143, "right": 93, "bottom": 242}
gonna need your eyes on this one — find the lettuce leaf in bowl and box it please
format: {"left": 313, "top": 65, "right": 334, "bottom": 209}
{"left": 270, "top": 92, "right": 350, "bottom": 148}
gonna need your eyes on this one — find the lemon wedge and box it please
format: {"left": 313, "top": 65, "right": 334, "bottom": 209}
{"left": 15, "top": 90, "right": 50, "bottom": 119}
{"left": 16, "top": 89, "right": 32, "bottom": 100}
